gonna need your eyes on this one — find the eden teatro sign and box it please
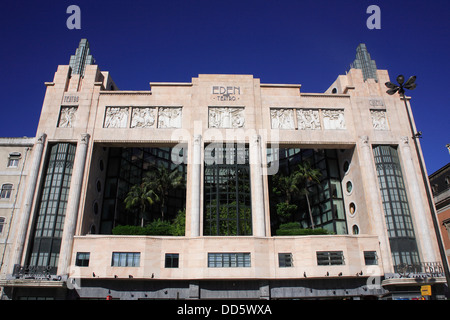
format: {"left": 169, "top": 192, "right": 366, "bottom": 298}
{"left": 212, "top": 86, "right": 241, "bottom": 101}
{"left": 385, "top": 262, "right": 445, "bottom": 280}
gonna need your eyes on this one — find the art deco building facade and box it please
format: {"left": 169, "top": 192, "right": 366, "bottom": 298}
{"left": 0, "top": 40, "right": 447, "bottom": 300}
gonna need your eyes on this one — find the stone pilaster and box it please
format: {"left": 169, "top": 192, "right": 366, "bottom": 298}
{"left": 359, "top": 135, "right": 393, "bottom": 272}
{"left": 399, "top": 136, "right": 436, "bottom": 262}
{"left": 190, "top": 135, "right": 202, "bottom": 237}
{"left": 250, "top": 134, "right": 266, "bottom": 237}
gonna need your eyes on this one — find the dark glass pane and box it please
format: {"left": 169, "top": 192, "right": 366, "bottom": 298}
{"left": 27, "top": 143, "right": 76, "bottom": 273}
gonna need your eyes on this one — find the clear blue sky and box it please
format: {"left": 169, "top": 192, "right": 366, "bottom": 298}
{"left": 0, "top": 0, "right": 449, "bottom": 173}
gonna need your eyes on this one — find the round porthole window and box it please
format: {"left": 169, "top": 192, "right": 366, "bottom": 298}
{"left": 346, "top": 181, "right": 353, "bottom": 194}
{"left": 352, "top": 224, "right": 359, "bottom": 235}
{"left": 93, "top": 201, "right": 99, "bottom": 215}
{"left": 349, "top": 202, "right": 356, "bottom": 216}
{"left": 96, "top": 180, "right": 102, "bottom": 193}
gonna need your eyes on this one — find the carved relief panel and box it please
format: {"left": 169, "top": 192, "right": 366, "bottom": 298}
{"left": 104, "top": 107, "right": 129, "bottom": 128}
{"left": 370, "top": 109, "right": 389, "bottom": 130}
{"left": 103, "top": 106, "right": 183, "bottom": 129}
{"left": 58, "top": 106, "right": 77, "bottom": 128}
{"left": 297, "top": 109, "right": 321, "bottom": 130}
{"left": 322, "top": 109, "right": 346, "bottom": 130}
{"left": 208, "top": 107, "right": 245, "bottom": 128}
{"left": 131, "top": 107, "right": 156, "bottom": 128}
{"left": 270, "top": 108, "right": 295, "bottom": 129}
{"left": 158, "top": 107, "right": 182, "bottom": 128}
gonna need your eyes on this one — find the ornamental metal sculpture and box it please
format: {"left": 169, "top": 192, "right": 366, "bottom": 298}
{"left": 385, "top": 75, "right": 417, "bottom": 95}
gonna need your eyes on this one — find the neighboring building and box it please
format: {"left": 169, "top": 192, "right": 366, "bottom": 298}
{"left": 430, "top": 163, "right": 450, "bottom": 268}
{"left": 0, "top": 138, "right": 34, "bottom": 280}
{"left": 0, "top": 40, "right": 447, "bottom": 300}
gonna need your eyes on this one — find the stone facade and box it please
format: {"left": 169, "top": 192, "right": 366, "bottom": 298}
{"left": 0, "top": 42, "right": 446, "bottom": 300}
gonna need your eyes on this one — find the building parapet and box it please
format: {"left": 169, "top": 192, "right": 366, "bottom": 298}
{"left": 300, "top": 92, "right": 350, "bottom": 98}
{"left": 99, "top": 90, "right": 152, "bottom": 95}
{"left": 0, "top": 137, "right": 35, "bottom": 147}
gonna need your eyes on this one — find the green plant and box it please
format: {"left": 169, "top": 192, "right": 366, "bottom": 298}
{"left": 171, "top": 208, "right": 186, "bottom": 236}
{"left": 146, "top": 219, "right": 173, "bottom": 235}
{"left": 112, "top": 225, "right": 148, "bottom": 235}
{"left": 144, "top": 165, "right": 185, "bottom": 221}
{"left": 275, "top": 222, "right": 330, "bottom": 236}
{"left": 275, "top": 202, "right": 298, "bottom": 224}
{"left": 124, "top": 181, "right": 159, "bottom": 227}
{"left": 271, "top": 161, "right": 321, "bottom": 228}
{"left": 295, "top": 161, "right": 321, "bottom": 229}
{"left": 112, "top": 219, "right": 173, "bottom": 236}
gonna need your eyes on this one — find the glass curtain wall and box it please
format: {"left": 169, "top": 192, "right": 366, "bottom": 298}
{"left": 203, "top": 143, "right": 252, "bottom": 236}
{"left": 100, "top": 147, "right": 186, "bottom": 234}
{"left": 267, "top": 148, "right": 347, "bottom": 235}
{"left": 28, "top": 143, "right": 76, "bottom": 274}
{"left": 373, "top": 145, "right": 420, "bottom": 271}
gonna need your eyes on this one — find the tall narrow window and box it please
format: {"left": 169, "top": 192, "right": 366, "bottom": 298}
{"left": 373, "top": 145, "right": 420, "bottom": 271}
{"left": 28, "top": 143, "right": 76, "bottom": 274}
{"left": 0, "top": 184, "right": 13, "bottom": 199}
{"left": 0, "top": 217, "right": 5, "bottom": 234}
{"left": 203, "top": 143, "right": 252, "bottom": 236}
{"left": 443, "top": 219, "right": 450, "bottom": 244}
{"left": 7, "top": 152, "right": 21, "bottom": 168}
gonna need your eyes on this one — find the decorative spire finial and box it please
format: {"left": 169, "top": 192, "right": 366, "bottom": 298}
{"left": 69, "top": 39, "right": 96, "bottom": 76}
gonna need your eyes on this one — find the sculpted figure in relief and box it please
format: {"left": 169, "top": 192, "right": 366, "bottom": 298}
{"left": 297, "top": 109, "right": 321, "bottom": 130}
{"left": 104, "top": 107, "right": 129, "bottom": 128}
{"left": 209, "top": 107, "right": 245, "bottom": 128}
{"left": 131, "top": 107, "right": 156, "bottom": 128}
{"left": 270, "top": 109, "right": 295, "bottom": 129}
{"left": 370, "top": 110, "right": 389, "bottom": 130}
{"left": 58, "top": 107, "right": 77, "bottom": 128}
{"left": 158, "top": 107, "right": 182, "bottom": 128}
{"left": 322, "top": 109, "right": 346, "bottom": 130}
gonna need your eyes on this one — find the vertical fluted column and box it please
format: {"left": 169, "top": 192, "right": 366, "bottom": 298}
{"left": 58, "top": 133, "right": 89, "bottom": 275}
{"left": 190, "top": 134, "right": 202, "bottom": 237}
{"left": 250, "top": 134, "right": 266, "bottom": 237}
{"left": 399, "top": 136, "right": 436, "bottom": 262}
{"left": 10, "top": 133, "right": 46, "bottom": 272}
{"left": 359, "top": 135, "right": 393, "bottom": 272}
